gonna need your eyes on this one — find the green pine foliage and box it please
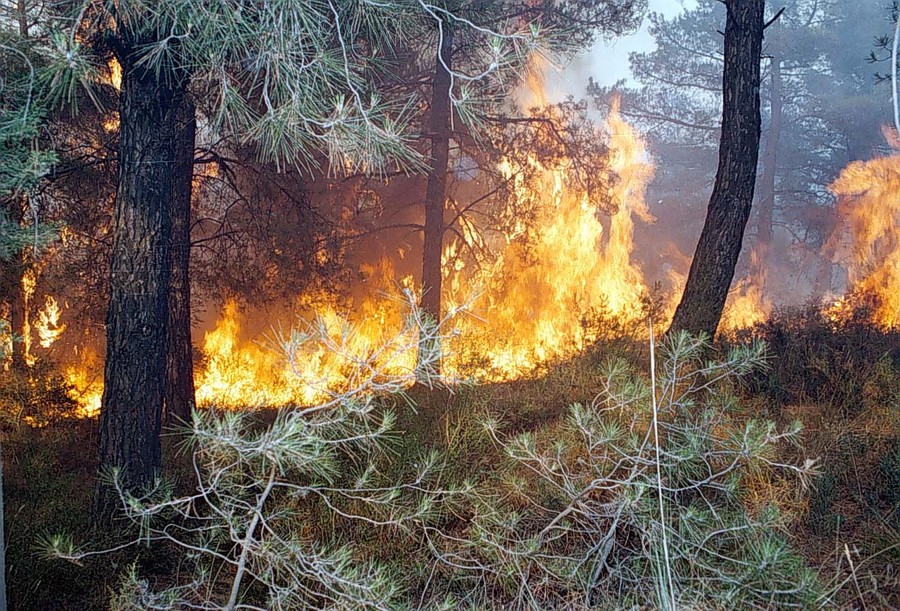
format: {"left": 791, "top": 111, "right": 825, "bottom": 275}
{"left": 430, "top": 332, "right": 821, "bottom": 609}
{"left": 39, "top": 0, "right": 547, "bottom": 174}
{"left": 0, "top": 30, "right": 57, "bottom": 260}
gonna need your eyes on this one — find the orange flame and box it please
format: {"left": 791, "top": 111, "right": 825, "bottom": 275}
{"left": 195, "top": 261, "right": 419, "bottom": 408}
{"left": 62, "top": 73, "right": 811, "bottom": 414}
{"left": 441, "top": 97, "right": 656, "bottom": 377}
{"left": 719, "top": 247, "right": 772, "bottom": 333}
{"left": 35, "top": 296, "right": 66, "bottom": 348}
{"left": 50, "top": 85, "right": 669, "bottom": 413}
{"left": 828, "top": 154, "right": 900, "bottom": 328}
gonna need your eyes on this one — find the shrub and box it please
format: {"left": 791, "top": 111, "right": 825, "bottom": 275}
{"left": 734, "top": 302, "right": 900, "bottom": 418}
{"left": 0, "top": 359, "right": 81, "bottom": 428}
{"left": 430, "top": 332, "right": 820, "bottom": 609}
{"left": 48, "top": 292, "right": 471, "bottom": 610}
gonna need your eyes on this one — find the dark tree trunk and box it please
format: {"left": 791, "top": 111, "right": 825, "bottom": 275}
{"left": 754, "top": 56, "right": 781, "bottom": 279}
{"left": 7, "top": 256, "right": 26, "bottom": 371}
{"left": 0, "top": 442, "right": 6, "bottom": 611}
{"left": 16, "top": 0, "right": 27, "bottom": 37}
{"left": 668, "top": 0, "right": 765, "bottom": 338}
{"left": 94, "top": 58, "right": 184, "bottom": 525}
{"left": 164, "top": 94, "right": 197, "bottom": 426}
{"left": 1, "top": 201, "right": 28, "bottom": 371}
{"left": 417, "top": 24, "right": 453, "bottom": 377}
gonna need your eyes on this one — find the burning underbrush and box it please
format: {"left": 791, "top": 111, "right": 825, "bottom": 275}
{"left": 0, "top": 110, "right": 897, "bottom": 482}
{"left": 0, "top": 99, "right": 778, "bottom": 417}
{"left": 13, "top": 315, "right": 900, "bottom": 609}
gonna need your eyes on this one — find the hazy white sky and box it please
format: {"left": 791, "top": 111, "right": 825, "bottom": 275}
{"left": 548, "top": 0, "right": 695, "bottom": 98}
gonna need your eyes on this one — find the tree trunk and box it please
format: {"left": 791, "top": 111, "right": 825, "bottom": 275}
{"left": 753, "top": 56, "right": 781, "bottom": 284}
{"left": 7, "top": 257, "right": 26, "bottom": 371}
{"left": 417, "top": 24, "right": 453, "bottom": 378}
{"left": 94, "top": 58, "right": 183, "bottom": 526}
{"left": 0, "top": 442, "right": 6, "bottom": 611}
{"left": 668, "top": 0, "right": 765, "bottom": 338}
{"left": 164, "top": 94, "right": 197, "bottom": 426}
{"left": 16, "top": 0, "right": 27, "bottom": 37}
{"left": 2, "top": 201, "right": 28, "bottom": 372}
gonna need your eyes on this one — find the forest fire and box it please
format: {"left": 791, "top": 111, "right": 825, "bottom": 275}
{"left": 186, "top": 98, "right": 658, "bottom": 408}
{"left": 8, "top": 95, "right": 894, "bottom": 416}
{"left": 8, "top": 93, "right": 795, "bottom": 415}
{"left": 827, "top": 153, "right": 900, "bottom": 329}
{"left": 7, "top": 96, "right": 661, "bottom": 413}
{"left": 8, "top": 2, "right": 900, "bottom": 608}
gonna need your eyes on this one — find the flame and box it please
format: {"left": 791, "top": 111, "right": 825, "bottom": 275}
{"left": 103, "top": 115, "right": 120, "bottom": 133}
{"left": 65, "top": 362, "right": 103, "bottom": 418}
{"left": 35, "top": 296, "right": 66, "bottom": 348}
{"left": 195, "top": 261, "right": 419, "bottom": 408}
{"left": 194, "top": 300, "right": 304, "bottom": 408}
{"left": 719, "top": 247, "right": 772, "bottom": 333}
{"left": 827, "top": 154, "right": 900, "bottom": 328}
{"left": 99, "top": 57, "right": 122, "bottom": 91}
{"left": 21, "top": 268, "right": 35, "bottom": 366}
{"left": 49, "top": 81, "right": 900, "bottom": 416}
{"left": 441, "top": 98, "right": 656, "bottom": 377}
{"left": 98, "top": 58, "right": 121, "bottom": 132}
{"left": 52, "top": 85, "right": 668, "bottom": 413}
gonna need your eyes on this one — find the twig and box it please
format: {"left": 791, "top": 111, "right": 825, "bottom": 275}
{"left": 843, "top": 543, "right": 867, "bottom": 611}
{"left": 649, "top": 317, "right": 676, "bottom": 609}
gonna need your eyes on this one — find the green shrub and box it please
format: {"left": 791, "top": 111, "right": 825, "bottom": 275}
{"left": 0, "top": 360, "right": 81, "bottom": 428}
{"left": 431, "top": 332, "right": 821, "bottom": 609}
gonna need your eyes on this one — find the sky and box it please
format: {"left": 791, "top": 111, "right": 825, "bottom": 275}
{"left": 547, "top": 0, "right": 694, "bottom": 98}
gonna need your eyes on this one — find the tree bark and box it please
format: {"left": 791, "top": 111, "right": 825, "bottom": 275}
{"left": 7, "top": 256, "right": 26, "bottom": 371}
{"left": 0, "top": 442, "right": 6, "bottom": 611}
{"left": 164, "top": 94, "right": 197, "bottom": 426}
{"left": 1, "top": 201, "right": 28, "bottom": 372}
{"left": 94, "top": 57, "right": 184, "bottom": 526}
{"left": 754, "top": 56, "right": 781, "bottom": 281}
{"left": 16, "top": 0, "right": 27, "bottom": 37}
{"left": 417, "top": 24, "right": 453, "bottom": 377}
{"left": 668, "top": 0, "right": 765, "bottom": 338}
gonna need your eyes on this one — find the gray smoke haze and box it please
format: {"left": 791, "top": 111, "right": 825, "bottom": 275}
{"left": 548, "top": 0, "right": 695, "bottom": 98}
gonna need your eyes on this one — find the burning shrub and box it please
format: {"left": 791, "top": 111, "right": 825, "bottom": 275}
{"left": 46, "top": 292, "right": 471, "bottom": 609}
{"left": 735, "top": 301, "right": 900, "bottom": 417}
{"left": 432, "top": 332, "right": 820, "bottom": 609}
{"left": 0, "top": 360, "right": 81, "bottom": 428}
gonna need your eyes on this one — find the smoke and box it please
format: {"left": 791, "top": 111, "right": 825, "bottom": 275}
{"left": 545, "top": 0, "right": 694, "bottom": 99}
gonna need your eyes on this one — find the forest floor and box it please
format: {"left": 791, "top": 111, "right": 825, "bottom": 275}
{"left": 3, "top": 304, "right": 900, "bottom": 609}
